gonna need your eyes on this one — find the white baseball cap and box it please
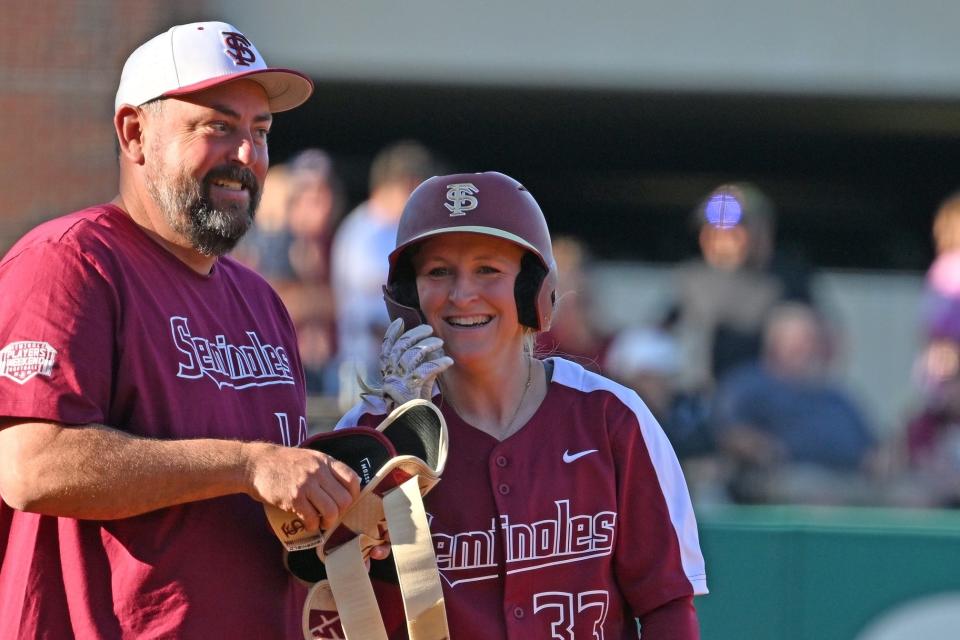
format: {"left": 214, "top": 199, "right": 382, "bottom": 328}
{"left": 115, "top": 21, "right": 313, "bottom": 113}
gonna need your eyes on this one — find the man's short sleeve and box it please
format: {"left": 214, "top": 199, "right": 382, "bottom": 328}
{"left": 0, "top": 241, "right": 116, "bottom": 425}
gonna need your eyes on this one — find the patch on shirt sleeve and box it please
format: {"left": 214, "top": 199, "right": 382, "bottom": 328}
{"left": 0, "top": 341, "right": 58, "bottom": 384}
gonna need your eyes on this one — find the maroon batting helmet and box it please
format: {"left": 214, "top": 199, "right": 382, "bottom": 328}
{"left": 383, "top": 171, "right": 557, "bottom": 331}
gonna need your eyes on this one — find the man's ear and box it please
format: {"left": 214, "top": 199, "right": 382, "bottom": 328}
{"left": 115, "top": 105, "right": 146, "bottom": 165}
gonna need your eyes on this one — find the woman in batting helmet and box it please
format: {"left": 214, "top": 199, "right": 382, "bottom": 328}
{"left": 383, "top": 171, "right": 557, "bottom": 335}
{"left": 339, "top": 170, "right": 706, "bottom": 639}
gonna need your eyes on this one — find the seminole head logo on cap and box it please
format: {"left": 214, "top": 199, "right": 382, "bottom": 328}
{"left": 444, "top": 183, "right": 479, "bottom": 217}
{"left": 222, "top": 31, "right": 257, "bottom": 66}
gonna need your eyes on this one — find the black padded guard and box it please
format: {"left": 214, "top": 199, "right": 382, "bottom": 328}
{"left": 287, "top": 402, "right": 444, "bottom": 584}
{"left": 285, "top": 429, "right": 394, "bottom": 583}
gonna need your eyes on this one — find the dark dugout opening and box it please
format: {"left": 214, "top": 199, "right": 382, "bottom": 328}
{"left": 272, "top": 81, "right": 960, "bottom": 272}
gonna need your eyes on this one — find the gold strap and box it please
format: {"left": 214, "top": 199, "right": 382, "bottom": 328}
{"left": 316, "top": 476, "right": 448, "bottom": 640}
{"left": 324, "top": 539, "right": 389, "bottom": 640}
{"left": 383, "top": 476, "right": 450, "bottom": 640}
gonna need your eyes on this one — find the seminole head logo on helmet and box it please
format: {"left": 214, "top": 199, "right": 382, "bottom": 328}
{"left": 382, "top": 171, "right": 558, "bottom": 332}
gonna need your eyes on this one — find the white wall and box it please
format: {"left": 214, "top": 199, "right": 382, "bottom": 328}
{"left": 589, "top": 263, "right": 924, "bottom": 436}
{"left": 220, "top": 0, "right": 960, "bottom": 98}
{"left": 815, "top": 271, "right": 925, "bottom": 436}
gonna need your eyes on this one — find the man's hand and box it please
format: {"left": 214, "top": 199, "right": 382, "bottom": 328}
{"left": 361, "top": 318, "right": 454, "bottom": 407}
{"left": 241, "top": 442, "right": 361, "bottom": 532}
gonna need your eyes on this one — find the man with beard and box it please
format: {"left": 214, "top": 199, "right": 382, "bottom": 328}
{"left": 0, "top": 22, "right": 368, "bottom": 638}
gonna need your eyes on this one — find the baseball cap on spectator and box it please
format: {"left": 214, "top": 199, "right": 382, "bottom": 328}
{"left": 115, "top": 21, "right": 313, "bottom": 113}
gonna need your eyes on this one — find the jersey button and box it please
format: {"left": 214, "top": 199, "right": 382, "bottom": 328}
{"left": 495, "top": 455, "right": 508, "bottom": 468}
{"left": 513, "top": 606, "right": 525, "bottom": 619}
{"left": 498, "top": 483, "right": 511, "bottom": 495}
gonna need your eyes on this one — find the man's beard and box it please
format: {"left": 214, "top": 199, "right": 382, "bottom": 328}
{"left": 146, "top": 162, "right": 261, "bottom": 257}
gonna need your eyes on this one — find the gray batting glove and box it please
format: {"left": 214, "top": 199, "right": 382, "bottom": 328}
{"left": 359, "top": 318, "right": 454, "bottom": 407}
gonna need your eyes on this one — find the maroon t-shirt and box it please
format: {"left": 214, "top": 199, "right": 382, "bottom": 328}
{"left": 0, "top": 205, "right": 308, "bottom": 638}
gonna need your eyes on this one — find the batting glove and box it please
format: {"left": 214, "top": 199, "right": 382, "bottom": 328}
{"left": 359, "top": 318, "right": 454, "bottom": 407}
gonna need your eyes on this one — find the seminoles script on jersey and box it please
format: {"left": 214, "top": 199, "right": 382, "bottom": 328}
{"left": 432, "top": 498, "right": 617, "bottom": 587}
{"left": 170, "top": 316, "right": 294, "bottom": 389}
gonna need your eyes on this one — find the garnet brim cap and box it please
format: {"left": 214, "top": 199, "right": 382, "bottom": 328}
{"left": 115, "top": 21, "right": 313, "bottom": 113}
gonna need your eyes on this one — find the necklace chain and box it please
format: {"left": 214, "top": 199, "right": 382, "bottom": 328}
{"left": 441, "top": 356, "right": 534, "bottom": 436}
{"left": 505, "top": 356, "right": 534, "bottom": 434}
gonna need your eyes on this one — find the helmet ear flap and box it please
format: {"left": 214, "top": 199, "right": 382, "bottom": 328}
{"left": 515, "top": 252, "right": 549, "bottom": 330}
{"left": 538, "top": 268, "right": 558, "bottom": 332}
{"left": 383, "top": 248, "right": 426, "bottom": 328}
{"left": 389, "top": 251, "right": 420, "bottom": 310}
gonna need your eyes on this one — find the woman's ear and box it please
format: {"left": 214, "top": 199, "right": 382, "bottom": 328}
{"left": 114, "top": 105, "right": 146, "bottom": 165}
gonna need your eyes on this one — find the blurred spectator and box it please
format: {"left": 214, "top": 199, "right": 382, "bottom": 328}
{"left": 535, "top": 235, "right": 611, "bottom": 371}
{"left": 605, "top": 325, "right": 713, "bottom": 461}
{"left": 232, "top": 149, "right": 345, "bottom": 392}
{"left": 932, "top": 191, "right": 960, "bottom": 255}
{"left": 232, "top": 163, "right": 296, "bottom": 281}
{"left": 905, "top": 337, "right": 960, "bottom": 507}
{"left": 666, "top": 182, "right": 814, "bottom": 393}
{"left": 711, "top": 302, "right": 878, "bottom": 504}
{"left": 287, "top": 149, "right": 344, "bottom": 283}
{"left": 330, "top": 140, "right": 437, "bottom": 407}
{"left": 283, "top": 150, "right": 345, "bottom": 391}
{"left": 921, "top": 191, "right": 960, "bottom": 345}
{"left": 903, "top": 191, "right": 960, "bottom": 506}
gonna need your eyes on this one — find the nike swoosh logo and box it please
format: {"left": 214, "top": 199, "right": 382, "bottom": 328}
{"left": 563, "top": 449, "right": 598, "bottom": 463}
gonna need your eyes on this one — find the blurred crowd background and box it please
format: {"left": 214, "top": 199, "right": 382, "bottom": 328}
{"left": 5, "top": 1, "right": 960, "bottom": 515}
